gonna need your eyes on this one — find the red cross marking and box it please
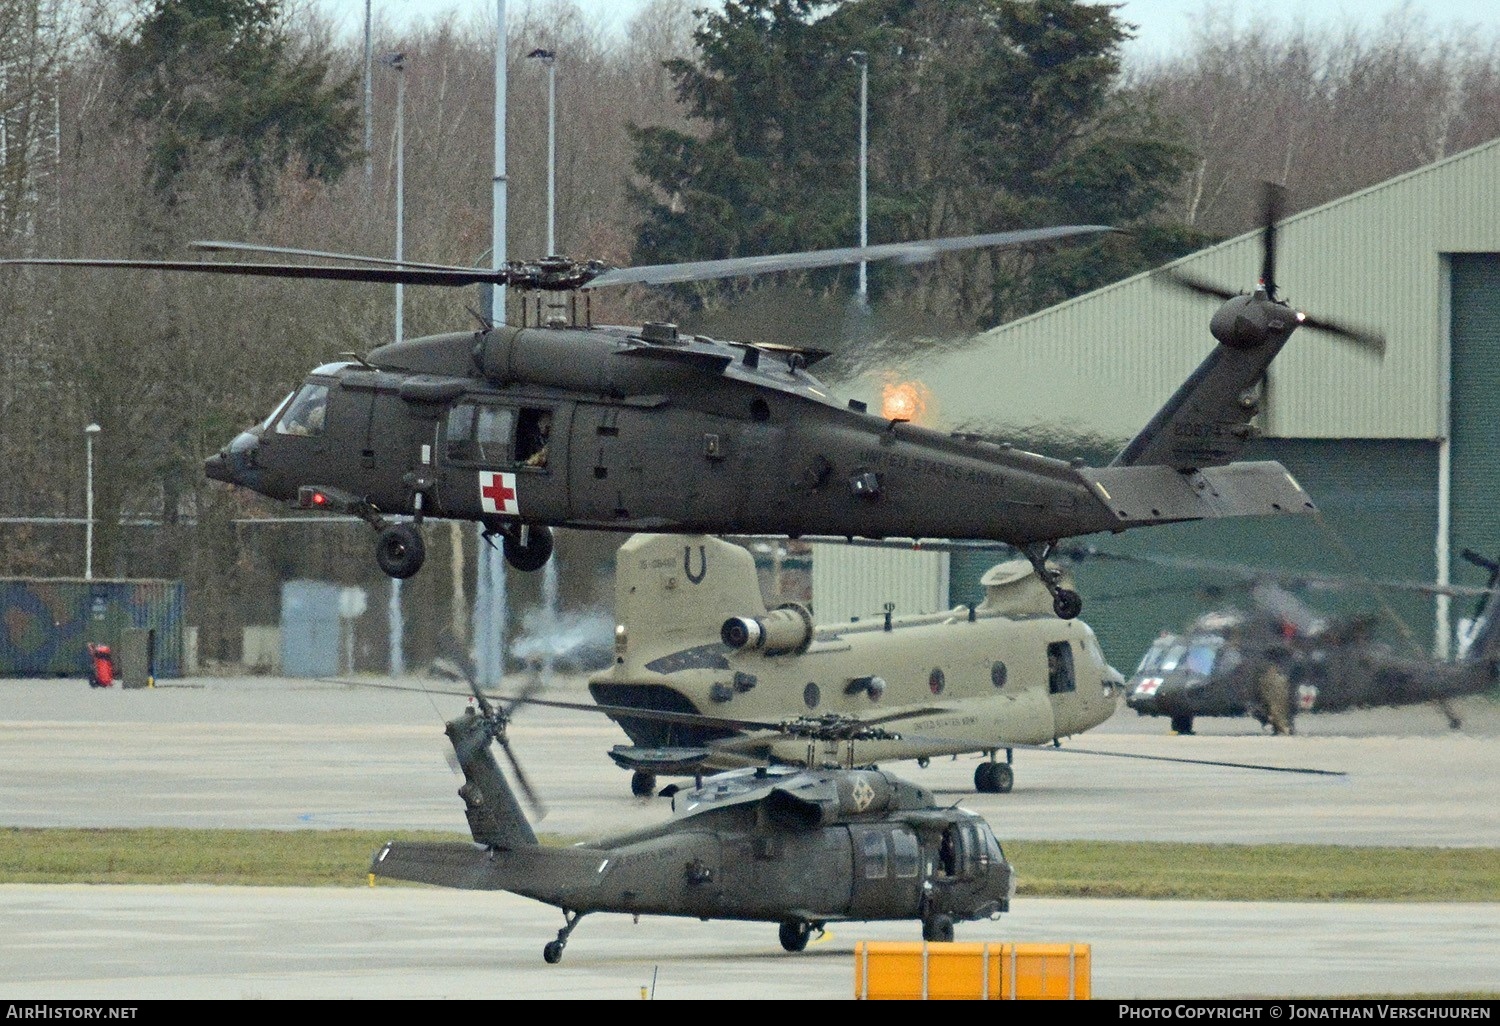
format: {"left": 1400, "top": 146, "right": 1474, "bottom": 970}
{"left": 480, "top": 472, "right": 520, "bottom": 516}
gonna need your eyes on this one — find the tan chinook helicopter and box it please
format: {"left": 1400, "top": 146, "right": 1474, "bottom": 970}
{"left": 0, "top": 205, "right": 1358, "bottom": 621}
{"left": 588, "top": 533, "right": 1122, "bottom": 797}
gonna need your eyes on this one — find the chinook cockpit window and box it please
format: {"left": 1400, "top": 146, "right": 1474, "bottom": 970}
{"left": 276, "top": 384, "right": 329, "bottom": 437}
{"left": 445, "top": 403, "right": 514, "bottom": 464}
{"left": 1046, "top": 641, "right": 1075, "bottom": 694}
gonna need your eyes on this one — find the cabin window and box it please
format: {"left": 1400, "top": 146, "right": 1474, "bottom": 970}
{"left": 1047, "top": 641, "right": 1075, "bottom": 694}
{"left": 928, "top": 668, "right": 945, "bottom": 695}
{"left": 445, "top": 403, "right": 514, "bottom": 464}
{"left": 991, "top": 661, "right": 1008, "bottom": 689}
{"left": 891, "top": 828, "right": 920, "bottom": 879}
{"left": 860, "top": 830, "right": 889, "bottom": 880}
{"left": 803, "top": 682, "right": 821, "bottom": 709}
{"left": 276, "top": 384, "right": 329, "bottom": 437}
{"left": 517, "top": 407, "right": 553, "bottom": 467}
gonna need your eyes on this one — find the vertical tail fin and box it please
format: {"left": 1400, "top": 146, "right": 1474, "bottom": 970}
{"left": 446, "top": 709, "right": 538, "bottom": 850}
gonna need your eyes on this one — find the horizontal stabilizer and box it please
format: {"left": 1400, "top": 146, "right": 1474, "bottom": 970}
{"left": 607, "top": 745, "right": 714, "bottom": 774}
{"left": 370, "top": 840, "right": 508, "bottom": 891}
{"left": 1079, "top": 461, "right": 1315, "bottom": 527}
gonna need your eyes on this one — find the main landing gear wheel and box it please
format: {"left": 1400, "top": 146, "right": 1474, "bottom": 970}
{"left": 375, "top": 523, "right": 425, "bottom": 579}
{"left": 1170, "top": 714, "right": 1195, "bottom": 735}
{"left": 543, "top": 910, "right": 585, "bottom": 964}
{"left": 630, "top": 770, "right": 657, "bottom": 797}
{"left": 922, "top": 914, "right": 954, "bottom": 943}
{"left": 503, "top": 524, "right": 554, "bottom": 572}
{"left": 974, "top": 762, "right": 1013, "bottom": 793}
{"left": 779, "top": 920, "right": 812, "bottom": 952}
{"left": 543, "top": 940, "right": 564, "bottom": 964}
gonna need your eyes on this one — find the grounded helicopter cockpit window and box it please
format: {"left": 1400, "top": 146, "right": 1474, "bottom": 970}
{"left": 277, "top": 384, "right": 329, "bottom": 437}
{"left": 445, "top": 404, "right": 514, "bottom": 464}
{"left": 860, "top": 830, "right": 889, "bottom": 880}
{"left": 1183, "top": 641, "right": 1222, "bottom": 676}
{"left": 979, "top": 823, "right": 1005, "bottom": 865}
{"left": 260, "top": 392, "right": 293, "bottom": 430}
{"left": 1157, "top": 643, "right": 1189, "bottom": 673}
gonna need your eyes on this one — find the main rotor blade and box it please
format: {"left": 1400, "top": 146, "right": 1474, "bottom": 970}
{"left": 1024, "top": 744, "right": 1346, "bottom": 776}
{"left": 191, "top": 239, "right": 483, "bottom": 274}
{"left": 0, "top": 256, "right": 505, "bottom": 288}
{"left": 582, "top": 225, "right": 1114, "bottom": 289}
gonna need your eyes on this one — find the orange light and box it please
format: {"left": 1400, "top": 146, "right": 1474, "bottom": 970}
{"left": 881, "top": 380, "right": 928, "bottom": 423}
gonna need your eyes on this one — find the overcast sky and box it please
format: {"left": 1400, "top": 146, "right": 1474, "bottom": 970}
{"left": 311, "top": 0, "right": 1500, "bottom": 62}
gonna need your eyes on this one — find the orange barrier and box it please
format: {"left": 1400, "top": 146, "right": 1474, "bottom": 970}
{"left": 854, "top": 941, "right": 1091, "bottom": 1000}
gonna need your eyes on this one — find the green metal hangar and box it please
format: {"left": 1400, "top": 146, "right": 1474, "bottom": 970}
{"left": 832, "top": 137, "right": 1500, "bottom": 669}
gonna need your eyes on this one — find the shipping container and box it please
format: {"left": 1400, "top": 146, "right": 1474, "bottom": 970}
{"left": 0, "top": 579, "right": 185, "bottom": 679}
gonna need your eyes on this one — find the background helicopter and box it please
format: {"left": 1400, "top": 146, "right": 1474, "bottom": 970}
{"left": 0, "top": 203, "right": 1364, "bottom": 620}
{"left": 1120, "top": 548, "right": 1500, "bottom": 735}
{"left": 588, "top": 532, "right": 1122, "bottom": 797}
{"left": 368, "top": 647, "right": 1016, "bottom": 962}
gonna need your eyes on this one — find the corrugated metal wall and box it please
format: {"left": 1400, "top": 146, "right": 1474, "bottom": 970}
{"left": 810, "top": 544, "right": 950, "bottom": 625}
{"left": 840, "top": 137, "right": 1500, "bottom": 444}
{"left": 0, "top": 579, "right": 185, "bottom": 678}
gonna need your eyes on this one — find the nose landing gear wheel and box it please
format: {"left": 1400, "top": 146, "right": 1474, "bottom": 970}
{"left": 630, "top": 770, "right": 657, "bottom": 797}
{"left": 375, "top": 523, "right": 426, "bottom": 579}
{"left": 779, "top": 920, "right": 811, "bottom": 952}
{"left": 922, "top": 913, "right": 954, "bottom": 943}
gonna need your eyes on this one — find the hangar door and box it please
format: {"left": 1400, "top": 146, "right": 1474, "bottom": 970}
{"left": 1449, "top": 254, "right": 1500, "bottom": 580}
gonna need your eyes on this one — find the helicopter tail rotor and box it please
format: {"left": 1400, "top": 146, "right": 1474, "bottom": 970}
{"left": 1158, "top": 180, "right": 1385, "bottom": 357}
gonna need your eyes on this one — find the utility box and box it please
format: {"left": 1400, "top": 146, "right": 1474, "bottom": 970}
{"left": 854, "top": 942, "right": 1091, "bottom": 1000}
{"left": 118, "top": 628, "right": 157, "bottom": 689}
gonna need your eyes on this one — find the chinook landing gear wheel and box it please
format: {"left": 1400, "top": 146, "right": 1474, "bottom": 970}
{"left": 779, "top": 920, "right": 811, "bottom": 952}
{"left": 1052, "top": 588, "right": 1083, "bottom": 620}
{"left": 503, "top": 524, "right": 554, "bottom": 572}
{"left": 375, "top": 523, "right": 426, "bottom": 579}
{"left": 630, "top": 770, "right": 657, "bottom": 798}
{"left": 922, "top": 914, "right": 954, "bottom": 943}
{"left": 974, "top": 760, "right": 1015, "bottom": 794}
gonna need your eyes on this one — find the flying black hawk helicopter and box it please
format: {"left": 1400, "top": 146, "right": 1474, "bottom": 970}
{"left": 3, "top": 189, "right": 1371, "bottom": 619}
{"left": 1122, "top": 548, "right": 1500, "bottom": 735}
{"left": 588, "top": 532, "right": 1123, "bottom": 797}
{"left": 367, "top": 649, "right": 1016, "bottom": 963}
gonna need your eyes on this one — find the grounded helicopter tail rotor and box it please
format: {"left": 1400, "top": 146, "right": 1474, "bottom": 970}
{"left": 429, "top": 645, "right": 548, "bottom": 820}
{"left": 1157, "top": 180, "right": 1385, "bottom": 357}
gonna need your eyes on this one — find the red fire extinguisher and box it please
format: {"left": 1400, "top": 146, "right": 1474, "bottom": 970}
{"left": 88, "top": 643, "right": 115, "bottom": 688}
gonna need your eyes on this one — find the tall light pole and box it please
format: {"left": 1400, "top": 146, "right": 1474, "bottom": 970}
{"left": 527, "top": 48, "right": 557, "bottom": 256}
{"left": 84, "top": 423, "right": 100, "bottom": 579}
{"left": 363, "top": 0, "right": 373, "bottom": 196}
{"left": 849, "top": 50, "right": 869, "bottom": 310}
{"left": 381, "top": 51, "right": 407, "bottom": 344}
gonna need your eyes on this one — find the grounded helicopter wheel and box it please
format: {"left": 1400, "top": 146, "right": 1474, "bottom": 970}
{"left": 1170, "top": 714, "right": 1195, "bottom": 735}
{"left": 630, "top": 770, "right": 657, "bottom": 798}
{"left": 375, "top": 524, "right": 426, "bottom": 579}
{"left": 1052, "top": 589, "right": 1083, "bottom": 620}
{"left": 543, "top": 940, "right": 564, "bottom": 964}
{"left": 922, "top": 914, "right": 955, "bottom": 943}
{"left": 503, "top": 525, "right": 554, "bottom": 573}
{"left": 779, "top": 920, "right": 811, "bottom": 952}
